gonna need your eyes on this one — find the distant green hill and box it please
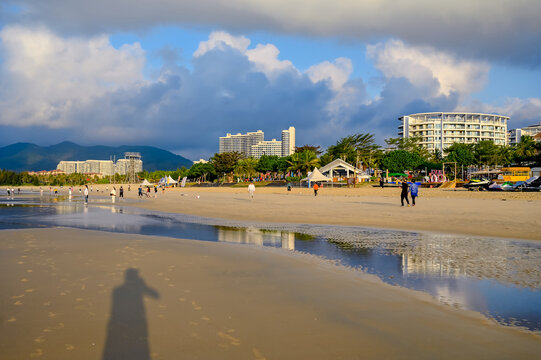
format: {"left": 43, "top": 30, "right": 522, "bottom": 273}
{"left": 0, "top": 142, "right": 193, "bottom": 172}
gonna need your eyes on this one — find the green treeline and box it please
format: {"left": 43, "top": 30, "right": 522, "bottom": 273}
{"left": 1, "top": 134, "right": 539, "bottom": 185}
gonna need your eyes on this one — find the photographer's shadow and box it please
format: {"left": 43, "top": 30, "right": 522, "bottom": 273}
{"left": 102, "top": 268, "right": 159, "bottom": 360}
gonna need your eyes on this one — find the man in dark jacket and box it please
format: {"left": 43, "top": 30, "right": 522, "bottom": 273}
{"left": 401, "top": 180, "right": 410, "bottom": 207}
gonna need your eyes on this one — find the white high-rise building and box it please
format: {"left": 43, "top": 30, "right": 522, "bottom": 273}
{"left": 398, "top": 112, "right": 509, "bottom": 151}
{"left": 508, "top": 121, "right": 541, "bottom": 145}
{"left": 251, "top": 139, "right": 283, "bottom": 158}
{"left": 57, "top": 157, "right": 142, "bottom": 176}
{"left": 281, "top": 126, "right": 296, "bottom": 156}
{"left": 219, "top": 130, "right": 264, "bottom": 157}
{"left": 219, "top": 126, "right": 295, "bottom": 158}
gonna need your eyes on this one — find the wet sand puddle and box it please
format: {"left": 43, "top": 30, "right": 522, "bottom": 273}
{"left": 1, "top": 194, "right": 540, "bottom": 332}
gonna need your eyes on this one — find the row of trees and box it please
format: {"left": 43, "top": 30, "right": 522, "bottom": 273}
{"left": 2, "top": 134, "right": 539, "bottom": 185}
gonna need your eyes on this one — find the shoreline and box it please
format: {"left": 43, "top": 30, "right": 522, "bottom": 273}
{"left": 72, "top": 184, "right": 541, "bottom": 241}
{"left": 9, "top": 184, "right": 541, "bottom": 241}
{"left": 1, "top": 227, "right": 539, "bottom": 359}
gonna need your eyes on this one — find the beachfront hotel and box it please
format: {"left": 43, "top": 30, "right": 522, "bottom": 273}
{"left": 57, "top": 153, "right": 143, "bottom": 176}
{"left": 219, "top": 126, "right": 295, "bottom": 158}
{"left": 398, "top": 112, "right": 509, "bottom": 151}
{"left": 508, "top": 121, "right": 541, "bottom": 145}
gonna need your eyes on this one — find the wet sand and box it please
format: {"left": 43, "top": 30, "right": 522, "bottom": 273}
{"left": 74, "top": 184, "right": 541, "bottom": 241}
{"left": 1, "top": 228, "right": 540, "bottom": 359}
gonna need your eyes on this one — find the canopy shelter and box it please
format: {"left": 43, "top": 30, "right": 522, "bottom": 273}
{"left": 140, "top": 179, "right": 152, "bottom": 186}
{"left": 301, "top": 167, "right": 332, "bottom": 183}
{"left": 319, "top": 159, "right": 368, "bottom": 180}
{"left": 159, "top": 175, "right": 178, "bottom": 186}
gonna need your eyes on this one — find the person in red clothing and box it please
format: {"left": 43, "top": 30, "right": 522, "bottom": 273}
{"left": 313, "top": 182, "right": 319, "bottom": 196}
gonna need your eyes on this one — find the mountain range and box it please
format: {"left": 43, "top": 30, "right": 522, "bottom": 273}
{"left": 0, "top": 142, "right": 193, "bottom": 172}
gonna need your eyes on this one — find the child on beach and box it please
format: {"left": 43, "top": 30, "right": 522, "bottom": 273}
{"left": 313, "top": 183, "right": 319, "bottom": 196}
{"left": 410, "top": 182, "right": 419, "bottom": 206}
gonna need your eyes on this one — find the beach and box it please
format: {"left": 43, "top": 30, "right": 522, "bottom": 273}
{"left": 75, "top": 184, "right": 541, "bottom": 241}
{"left": 1, "top": 228, "right": 540, "bottom": 359}
{"left": 2, "top": 185, "right": 540, "bottom": 359}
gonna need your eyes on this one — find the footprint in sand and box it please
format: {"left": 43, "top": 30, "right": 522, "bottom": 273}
{"left": 201, "top": 316, "right": 211, "bottom": 322}
{"left": 34, "top": 336, "right": 46, "bottom": 344}
{"left": 11, "top": 294, "right": 24, "bottom": 299}
{"left": 25, "top": 289, "right": 35, "bottom": 293}
{"left": 178, "top": 298, "right": 186, "bottom": 302}
{"left": 21, "top": 278, "right": 29, "bottom": 282}
{"left": 217, "top": 331, "right": 241, "bottom": 346}
{"left": 29, "top": 348, "right": 43, "bottom": 358}
{"left": 65, "top": 344, "right": 75, "bottom": 351}
{"left": 14, "top": 300, "right": 23, "bottom": 306}
{"left": 48, "top": 312, "right": 57, "bottom": 318}
{"left": 252, "top": 348, "right": 267, "bottom": 360}
{"left": 191, "top": 301, "right": 202, "bottom": 311}
{"left": 7, "top": 317, "right": 16, "bottom": 322}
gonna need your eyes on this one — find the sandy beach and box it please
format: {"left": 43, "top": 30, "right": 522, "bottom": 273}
{"left": 1, "top": 228, "right": 540, "bottom": 359}
{"left": 66, "top": 184, "right": 541, "bottom": 241}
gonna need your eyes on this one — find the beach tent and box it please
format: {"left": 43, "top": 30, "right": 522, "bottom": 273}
{"left": 140, "top": 179, "right": 152, "bottom": 186}
{"left": 159, "top": 176, "right": 178, "bottom": 186}
{"left": 301, "top": 167, "right": 332, "bottom": 183}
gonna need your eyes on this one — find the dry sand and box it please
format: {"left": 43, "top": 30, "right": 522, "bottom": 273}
{"left": 1, "top": 228, "right": 540, "bottom": 359}
{"left": 75, "top": 184, "right": 541, "bottom": 241}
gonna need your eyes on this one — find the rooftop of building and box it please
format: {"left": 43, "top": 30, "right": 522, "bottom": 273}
{"left": 399, "top": 112, "right": 510, "bottom": 120}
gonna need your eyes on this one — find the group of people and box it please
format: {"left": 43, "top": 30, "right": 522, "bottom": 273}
{"left": 400, "top": 179, "right": 419, "bottom": 207}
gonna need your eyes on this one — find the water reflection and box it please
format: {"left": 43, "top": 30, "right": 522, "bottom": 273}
{"left": 217, "top": 227, "right": 295, "bottom": 250}
{"left": 0, "top": 195, "right": 540, "bottom": 332}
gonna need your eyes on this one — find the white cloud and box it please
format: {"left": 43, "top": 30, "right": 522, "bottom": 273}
{"left": 245, "top": 43, "right": 296, "bottom": 78}
{"left": 193, "top": 31, "right": 250, "bottom": 57}
{"left": 367, "top": 39, "right": 490, "bottom": 98}
{"left": 0, "top": 25, "right": 145, "bottom": 127}
{"left": 306, "top": 57, "right": 352, "bottom": 91}
{"left": 458, "top": 98, "right": 541, "bottom": 129}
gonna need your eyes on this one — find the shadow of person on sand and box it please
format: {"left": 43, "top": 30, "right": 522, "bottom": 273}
{"left": 102, "top": 268, "right": 159, "bottom": 360}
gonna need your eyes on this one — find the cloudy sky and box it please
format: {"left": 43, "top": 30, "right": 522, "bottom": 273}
{"left": 0, "top": 1, "right": 540, "bottom": 160}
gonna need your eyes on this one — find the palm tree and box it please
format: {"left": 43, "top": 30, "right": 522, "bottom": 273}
{"left": 234, "top": 158, "right": 258, "bottom": 178}
{"left": 287, "top": 150, "right": 319, "bottom": 176}
{"left": 514, "top": 135, "right": 536, "bottom": 165}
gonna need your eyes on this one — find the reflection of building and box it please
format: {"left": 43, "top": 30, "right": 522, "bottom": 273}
{"left": 398, "top": 112, "right": 509, "bottom": 151}
{"left": 508, "top": 121, "right": 541, "bottom": 145}
{"left": 217, "top": 227, "right": 295, "bottom": 250}
{"left": 281, "top": 232, "right": 295, "bottom": 250}
{"left": 218, "top": 127, "right": 295, "bottom": 158}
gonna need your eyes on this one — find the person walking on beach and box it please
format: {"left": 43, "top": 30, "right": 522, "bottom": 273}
{"left": 248, "top": 182, "right": 256, "bottom": 199}
{"left": 380, "top": 177, "right": 384, "bottom": 188}
{"left": 400, "top": 179, "right": 410, "bottom": 207}
{"left": 313, "top": 182, "right": 319, "bottom": 196}
{"left": 84, "top": 185, "right": 89, "bottom": 203}
{"left": 119, "top": 186, "right": 124, "bottom": 200}
{"left": 138, "top": 186, "right": 143, "bottom": 198}
{"left": 111, "top": 187, "right": 116, "bottom": 203}
{"left": 410, "top": 182, "right": 419, "bottom": 206}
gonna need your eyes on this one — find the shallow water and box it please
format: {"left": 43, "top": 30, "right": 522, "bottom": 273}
{"left": 1, "top": 193, "right": 540, "bottom": 332}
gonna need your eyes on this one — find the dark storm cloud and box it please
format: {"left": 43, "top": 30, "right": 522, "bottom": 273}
{"left": 9, "top": 0, "right": 541, "bottom": 67}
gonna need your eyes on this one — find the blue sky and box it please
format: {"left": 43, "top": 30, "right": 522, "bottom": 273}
{"left": 0, "top": 1, "right": 540, "bottom": 160}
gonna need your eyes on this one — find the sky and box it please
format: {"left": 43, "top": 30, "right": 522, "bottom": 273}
{"left": 0, "top": 1, "right": 540, "bottom": 160}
